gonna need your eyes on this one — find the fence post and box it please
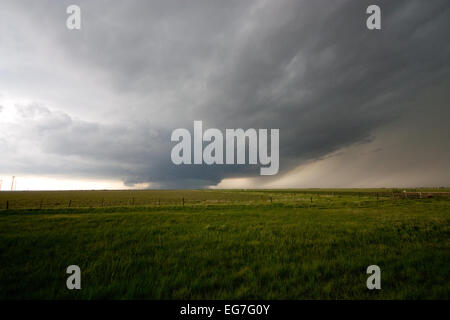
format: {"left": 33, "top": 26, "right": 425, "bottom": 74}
{"left": 270, "top": 196, "right": 273, "bottom": 204}
{"left": 6, "top": 200, "right": 8, "bottom": 210}
{"left": 182, "top": 197, "right": 185, "bottom": 207}
{"left": 310, "top": 196, "right": 313, "bottom": 203}
{"left": 101, "top": 198, "right": 104, "bottom": 207}
{"left": 68, "top": 200, "right": 72, "bottom": 208}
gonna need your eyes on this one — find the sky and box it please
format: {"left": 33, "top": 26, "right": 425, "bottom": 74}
{"left": 0, "top": 0, "right": 449, "bottom": 190}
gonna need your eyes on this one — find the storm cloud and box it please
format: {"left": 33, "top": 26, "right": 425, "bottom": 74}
{"left": 0, "top": 0, "right": 449, "bottom": 188}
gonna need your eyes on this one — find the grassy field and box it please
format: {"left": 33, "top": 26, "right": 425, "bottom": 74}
{"left": 0, "top": 189, "right": 449, "bottom": 299}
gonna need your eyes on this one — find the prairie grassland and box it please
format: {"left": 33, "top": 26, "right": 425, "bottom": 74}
{"left": 0, "top": 189, "right": 449, "bottom": 299}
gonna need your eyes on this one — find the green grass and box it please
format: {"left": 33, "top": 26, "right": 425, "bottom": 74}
{"left": 0, "top": 189, "right": 449, "bottom": 299}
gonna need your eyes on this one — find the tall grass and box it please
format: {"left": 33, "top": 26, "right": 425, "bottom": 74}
{"left": 0, "top": 190, "right": 449, "bottom": 299}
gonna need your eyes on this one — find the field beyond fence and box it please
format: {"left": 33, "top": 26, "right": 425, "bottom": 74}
{"left": 1, "top": 188, "right": 450, "bottom": 210}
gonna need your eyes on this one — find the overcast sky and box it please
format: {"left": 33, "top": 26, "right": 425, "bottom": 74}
{"left": 0, "top": 0, "right": 449, "bottom": 190}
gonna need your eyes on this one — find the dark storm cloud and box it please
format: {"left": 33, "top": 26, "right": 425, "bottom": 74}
{"left": 1, "top": 0, "right": 449, "bottom": 187}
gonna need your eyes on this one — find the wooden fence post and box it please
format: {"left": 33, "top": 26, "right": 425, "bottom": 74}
{"left": 270, "top": 196, "right": 273, "bottom": 204}
{"left": 6, "top": 200, "right": 8, "bottom": 210}
{"left": 182, "top": 197, "right": 185, "bottom": 207}
{"left": 68, "top": 200, "right": 72, "bottom": 208}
